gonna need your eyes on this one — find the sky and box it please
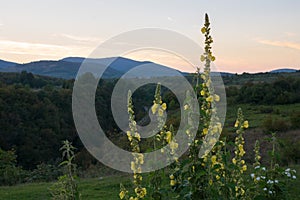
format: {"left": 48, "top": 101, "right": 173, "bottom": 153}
{"left": 0, "top": 0, "right": 300, "bottom": 73}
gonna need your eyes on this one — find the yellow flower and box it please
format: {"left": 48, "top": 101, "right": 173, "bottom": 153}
{"left": 241, "top": 188, "right": 245, "bottom": 195}
{"left": 127, "top": 131, "right": 132, "bottom": 141}
{"left": 135, "top": 187, "right": 147, "bottom": 198}
{"left": 200, "top": 55, "right": 205, "bottom": 62}
{"left": 151, "top": 103, "right": 159, "bottom": 114}
{"left": 158, "top": 108, "right": 164, "bottom": 117}
{"left": 209, "top": 179, "right": 213, "bottom": 185}
{"left": 241, "top": 160, "right": 245, "bottom": 165}
{"left": 170, "top": 180, "right": 176, "bottom": 186}
{"left": 131, "top": 162, "right": 136, "bottom": 171}
{"left": 232, "top": 158, "right": 237, "bottom": 165}
{"left": 169, "top": 174, "right": 174, "bottom": 179}
{"left": 165, "top": 131, "right": 172, "bottom": 143}
{"left": 200, "top": 90, "right": 205, "bottom": 96}
{"left": 211, "top": 56, "right": 216, "bottom": 61}
{"left": 119, "top": 190, "right": 126, "bottom": 199}
{"left": 135, "top": 132, "right": 141, "bottom": 141}
{"left": 209, "top": 137, "right": 217, "bottom": 145}
{"left": 201, "top": 27, "right": 206, "bottom": 34}
{"left": 243, "top": 121, "right": 249, "bottom": 129}
{"left": 234, "top": 120, "right": 239, "bottom": 128}
{"left": 203, "top": 128, "right": 208, "bottom": 135}
{"left": 161, "top": 103, "right": 167, "bottom": 110}
{"left": 242, "top": 165, "right": 247, "bottom": 171}
{"left": 214, "top": 94, "right": 220, "bottom": 102}
{"left": 211, "top": 155, "right": 217, "bottom": 165}
{"left": 170, "top": 141, "right": 178, "bottom": 150}
{"left": 206, "top": 96, "right": 213, "bottom": 102}
{"left": 216, "top": 175, "right": 220, "bottom": 180}
{"left": 184, "top": 104, "right": 189, "bottom": 110}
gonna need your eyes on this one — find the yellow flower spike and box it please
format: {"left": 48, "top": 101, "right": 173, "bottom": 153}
{"left": 161, "top": 103, "right": 167, "bottom": 110}
{"left": 243, "top": 120, "right": 249, "bottom": 129}
{"left": 201, "top": 27, "right": 207, "bottom": 34}
{"left": 151, "top": 103, "right": 159, "bottom": 114}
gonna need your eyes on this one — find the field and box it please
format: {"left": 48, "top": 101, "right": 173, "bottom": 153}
{"left": 0, "top": 166, "right": 300, "bottom": 200}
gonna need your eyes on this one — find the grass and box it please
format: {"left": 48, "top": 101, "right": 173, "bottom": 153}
{"left": 0, "top": 175, "right": 130, "bottom": 200}
{"left": 1, "top": 167, "right": 300, "bottom": 199}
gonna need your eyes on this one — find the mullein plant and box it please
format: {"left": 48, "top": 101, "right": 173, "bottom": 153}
{"left": 230, "top": 108, "right": 249, "bottom": 199}
{"left": 150, "top": 84, "right": 180, "bottom": 199}
{"left": 119, "top": 91, "right": 146, "bottom": 200}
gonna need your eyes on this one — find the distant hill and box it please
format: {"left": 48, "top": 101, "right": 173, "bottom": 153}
{"left": 0, "top": 57, "right": 182, "bottom": 79}
{"left": 0, "top": 59, "right": 17, "bottom": 69}
{"left": 0, "top": 57, "right": 298, "bottom": 79}
{"left": 270, "top": 68, "right": 298, "bottom": 73}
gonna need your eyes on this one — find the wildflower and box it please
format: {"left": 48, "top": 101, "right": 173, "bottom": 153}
{"left": 256, "top": 177, "right": 261, "bottom": 181}
{"left": 234, "top": 120, "right": 239, "bottom": 128}
{"left": 243, "top": 121, "right": 249, "bottom": 128}
{"left": 119, "top": 190, "right": 126, "bottom": 199}
{"left": 292, "top": 175, "right": 296, "bottom": 179}
{"left": 206, "top": 96, "right": 213, "bottom": 102}
{"left": 263, "top": 188, "right": 267, "bottom": 191}
{"left": 135, "top": 187, "right": 147, "bottom": 198}
{"left": 201, "top": 27, "right": 206, "bottom": 34}
{"left": 184, "top": 104, "right": 189, "bottom": 110}
{"left": 203, "top": 128, "right": 208, "bottom": 135}
{"left": 170, "top": 179, "right": 176, "bottom": 186}
{"left": 242, "top": 165, "right": 247, "bottom": 171}
{"left": 158, "top": 108, "right": 164, "bottom": 117}
{"left": 250, "top": 173, "right": 255, "bottom": 178}
{"left": 214, "top": 94, "right": 220, "bottom": 102}
{"left": 151, "top": 103, "right": 159, "bottom": 114}
{"left": 232, "top": 158, "right": 237, "bottom": 165}
{"left": 161, "top": 103, "right": 167, "bottom": 110}
{"left": 165, "top": 131, "right": 172, "bottom": 143}
{"left": 211, "top": 155, "right": 217, "bottom": 165}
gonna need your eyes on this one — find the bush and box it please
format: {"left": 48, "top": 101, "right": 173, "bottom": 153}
{"left": 0, "top": 148, "right": 24, "bottom": 185}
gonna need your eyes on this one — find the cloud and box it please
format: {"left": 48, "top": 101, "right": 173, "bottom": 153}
{"left": 258, "top": 39, "right": 300, "bottom": 51}
{"left": 0, "top": 39, "right": 92, "bottom": 57}
{"left": 56, "top": 33, "right": 102, "bottom": 43}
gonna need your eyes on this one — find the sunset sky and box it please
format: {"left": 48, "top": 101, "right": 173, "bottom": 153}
{"left": 0, "top": 0, "right": 300, "bottom": 73}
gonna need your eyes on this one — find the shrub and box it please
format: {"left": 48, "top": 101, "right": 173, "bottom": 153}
{"left": 0, "top": 148, "right": 24, "bottom": 186}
